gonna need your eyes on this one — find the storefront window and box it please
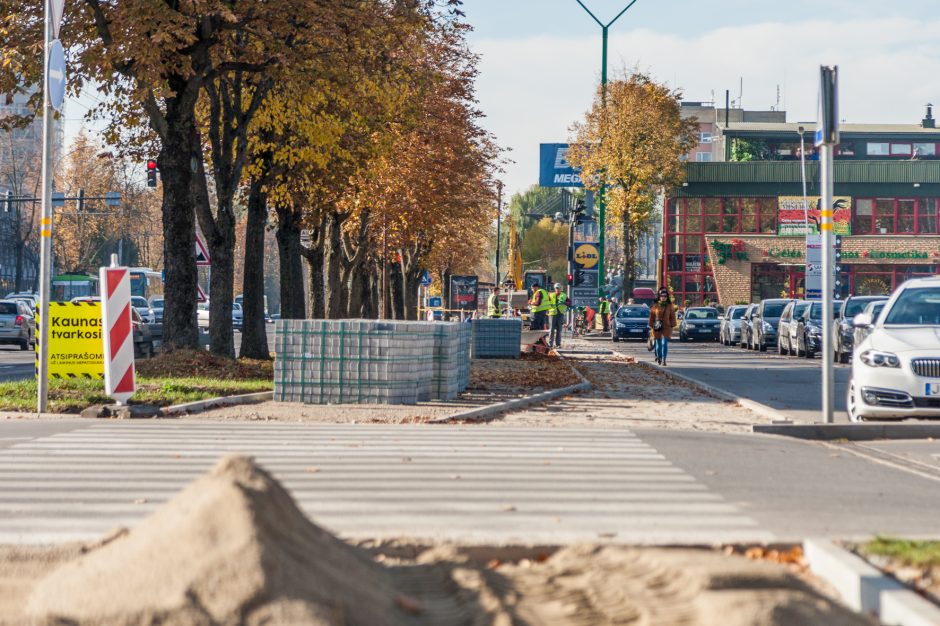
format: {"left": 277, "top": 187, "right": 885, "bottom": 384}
{"left": 854, "top": 198, "right": 873, "bottom": 234}
{"left": 875, "top": 199, "right": 894, "bottom": 233}
{"left": 686, "top": 199, "right": 702, "bottom": 232}
{"left": 759, "top": 197, "right": 777, "bottom": 233}
{"left": 741, "top": 199, "right": 757, "bottom": 232}
{"left": 919, "top": 199, "right": 938, "bottom": 234}
{"left": 898, "top": 199, "right": 916, "bottom": 233}
{"left": 854, "top": 197, "right": 939, "bottom": 234}
{"left": 722, "top": 199, "right": 738, "bottom": 233}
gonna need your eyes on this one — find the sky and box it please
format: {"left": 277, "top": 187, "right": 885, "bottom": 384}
{"left": 463, "top": 0, "right": 940, "bottom": 197}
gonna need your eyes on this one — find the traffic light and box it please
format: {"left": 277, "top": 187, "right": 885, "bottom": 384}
{"left": 567, "top": 273, "right": 573, "bottom": 284}
{"left": 146, "top": 159, "right": 157, "bottom": 187}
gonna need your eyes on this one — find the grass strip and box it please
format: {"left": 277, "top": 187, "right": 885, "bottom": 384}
{"left": 860, "top": 537, "right": 940, "bottom": 568}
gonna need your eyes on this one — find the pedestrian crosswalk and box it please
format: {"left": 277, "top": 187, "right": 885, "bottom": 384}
{"left": 0, "top": 422, "right": 772, "bottom": 544}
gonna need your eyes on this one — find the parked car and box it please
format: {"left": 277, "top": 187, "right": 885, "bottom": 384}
{"left": 0, "top": 299, "right": 35, "bottom": 350}
{"left": 678, "top": 307, "right": 721, "bottom": 342}
{"left": 834, "top": 295, "right": 889, "bottom": 364}
{"left": 719, "top": 305, "right": 747, "bottom": 346}
{"left": 70, "top": 297, "right": 154, "bottom": 358}
{"left": 751, "top": 298, "right": 793, "bottom": 351}
{"left": 847, "top": 277, "right": 940, "bottom": 422}
{"left": 131, "top": 296, "right": 156, "bottom": 324}
{"left": 777, "top": 300, "right": 810, "bottom": 356}
{"left": 794, "top": 300, "right": 842, "bottom": 358}
{"left": 852, "top": 300, "right": 887, "bottom": 351}
{"left": 149, "top": 296, "right": 165, "bottom": 323}
{"left": 738, "top": 303, "right": 758, "bottom": 349}
{"left": 612, "top": 305, "right": 650, "bottom": 342}
{"left": 232, "top": 302, "right": 243, "bottom": 332}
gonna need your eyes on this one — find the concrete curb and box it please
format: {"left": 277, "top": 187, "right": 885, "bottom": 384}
{"left": 433, "top": 354, "right": 592, "bottom": 424}
{"left": 638, "top": 360, "right": 793, "bottom": 424}
{"left": 162, "top": 391, "right": 274, "bottom": 416}
{"left": 804, "top": 539, "right": 940, "bottom": 625}
{"left": 753, "top": 423, "right": 940, "bottom": 441}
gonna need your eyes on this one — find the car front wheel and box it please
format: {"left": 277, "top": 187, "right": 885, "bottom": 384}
{"left": 847, "top": 381, "right": 866, "bottom": 423}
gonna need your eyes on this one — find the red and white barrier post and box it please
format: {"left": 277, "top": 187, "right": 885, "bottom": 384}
{"left": 100, "top": 254, "right": 135, "bottom": 404}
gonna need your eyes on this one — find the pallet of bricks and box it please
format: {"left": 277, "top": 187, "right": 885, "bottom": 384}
{"left": 471, "top": 318, "right": 521, "bottom": 359}
{"left": 274, "top": 320, "right": 471, "bottom": 405}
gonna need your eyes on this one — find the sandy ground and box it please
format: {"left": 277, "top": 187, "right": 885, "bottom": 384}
{"left": 0, "top": 456, "right": 873, "bottom": 626}
{"left": 481, "top": 351, "right": 769, "bottom": 433}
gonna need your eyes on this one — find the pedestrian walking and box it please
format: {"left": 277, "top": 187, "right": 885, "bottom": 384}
{"left": 547, "top": 282, "right": 569, "bottom": 348}
{"left": 487, "top": 286, "right": 503, "bottom": 318}
{"left": 649, "top": 288, "right": 677, "bottom": 366}
{"left": 528, "top": 281, "right": 550, "bottom": 330}
{"left": 598, "top": 294, "right": 611, "bottom": 333}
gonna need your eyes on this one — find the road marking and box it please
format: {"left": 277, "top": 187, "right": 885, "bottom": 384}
{"left": 0, "top": 423, "right": 772, "bottom": 545}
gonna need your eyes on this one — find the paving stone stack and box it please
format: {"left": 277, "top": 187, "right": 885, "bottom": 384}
{"left": 471, "top": 318, "right": 522, "bottom": 359}
{"left": 433, "top": 322, "right": 472, "bottom": 400}
{"left": 274, "top": 319, "right": 470, "bottom": 405}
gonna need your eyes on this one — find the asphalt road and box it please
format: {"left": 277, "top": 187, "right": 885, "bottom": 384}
{"left": 609, "top": 336, "right": 852, "bottom": 424}
{"left": 1, "top": 420, "right": 939, "bottom": 544}
{"left": 0, "top": 345, "right": 33, "bottom": 382}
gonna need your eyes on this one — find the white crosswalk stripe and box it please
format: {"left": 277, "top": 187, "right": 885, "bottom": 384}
{"left": 0, "top": 423, "right": 773, "bottom": 544}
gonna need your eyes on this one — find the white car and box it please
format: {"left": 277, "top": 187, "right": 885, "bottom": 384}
{"left": 847, "top": 277, "right": 940, "bottom": 422}
{"left": 131, "top": 296, "right": 155, "bottom": 324}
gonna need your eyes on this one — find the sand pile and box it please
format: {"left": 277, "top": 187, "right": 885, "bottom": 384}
{"left": 16, "top": 456, "right": 482, "bottom": 626}
{"left": 0, "top": 456, "right": 873, "bottom": 626}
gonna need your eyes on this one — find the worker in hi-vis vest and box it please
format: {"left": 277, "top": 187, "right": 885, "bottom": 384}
{"left": 487, "top": 286, "right": 503, "bottom": 318}
{"left": 598, "top": 294, "right": 611, "bottom": 332}
{"left": 547, "top": 282, "right": 569, "bottom": 348}
{"left": 529, "top": 281, "right": 550, "bottom": 331}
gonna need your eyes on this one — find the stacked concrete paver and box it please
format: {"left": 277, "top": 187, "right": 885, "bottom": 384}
{"left": 274, "top": 319, "right": 470, "bottom": 405}
{"left": 471, "top": 318, "right": 522, "bottom": 359}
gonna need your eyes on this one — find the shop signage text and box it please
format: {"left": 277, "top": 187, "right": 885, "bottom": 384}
{"left": 711, "top": 239, "right": 748, "bottom": 264}
{"left": 767, "top": 248, "right": 803, "bottom": 259}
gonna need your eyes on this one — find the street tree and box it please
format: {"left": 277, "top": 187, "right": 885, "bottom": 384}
{"left": 567, "top": 71, "right": 698, "bottom": 297}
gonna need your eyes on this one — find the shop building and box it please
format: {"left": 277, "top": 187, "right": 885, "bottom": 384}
{"left": 664, "top": 112, "right": 940, "bottom": 305}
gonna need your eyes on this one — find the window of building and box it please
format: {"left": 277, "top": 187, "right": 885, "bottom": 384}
{"left": 852, "top": 265, "right": 935, "bottom": 295}
{"left": 853, "top": 197, "right": 939, "bottom": 234}
{"left": 699, "top": 132, "right": 713, "bottom": 144}
{"left": 914, "top": 143, "right": 937, "bottom": 157}
{"left": 696, "top": 152, "right": 712, "bottom": 162}
{"left": 890, "top": 143, "right": 913, "bottom": 156}
{"left": 867, "top": 143, "right": 890, "bottom": 156}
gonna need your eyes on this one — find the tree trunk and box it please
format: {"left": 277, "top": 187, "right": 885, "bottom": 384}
{"left": 275, "top": 205, "right": 305, "bottom": 319}
{"left": 324, "top": 212, "right": 344, "bottom": 319}
{"left": 239, "top": 173, "right": 270, "bottom": 360}
{"left": 194, "top": 155, "right": 234, "bottom": 359}
{"left": 304, "top": 245, "right": 325, "bottom": 319}
{"left": 389, "top": 262, "right": 404, "bottom": 320}
{"left": 622, "top": 215, "right": 636, "bottom": 299}
{"left": 361, "top": 264, "right": 377, "bottom": 318}
{"left": 159, "top": 121, "right": 200, "bottom": 351}
{"left": 441, "top": 268, "right": 451, "bottom": 320}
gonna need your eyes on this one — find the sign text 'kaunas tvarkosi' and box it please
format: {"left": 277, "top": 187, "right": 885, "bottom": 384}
{"left": 38, "top": 301, "right": 105, "bottom": 379}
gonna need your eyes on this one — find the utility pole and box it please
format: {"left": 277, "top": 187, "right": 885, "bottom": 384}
{"left": 37, "top": 0, "right": 54, "bottom": 413}
{"left": 575, "top": 0, "right": 641, "bottom": 300}
{"left": 495, "top": 181, "right": 503, "bottom": 286}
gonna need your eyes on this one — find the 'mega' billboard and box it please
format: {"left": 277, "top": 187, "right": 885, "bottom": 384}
{"left": 539, "top": 143, "right": 583, "bottom": 188}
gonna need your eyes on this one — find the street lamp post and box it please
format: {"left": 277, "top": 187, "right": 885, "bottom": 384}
{"left": 574, "top": 0, "right": 641, "bottom": 300}
{"left": 495, "top": 181, "right": 503, "bottom": 286}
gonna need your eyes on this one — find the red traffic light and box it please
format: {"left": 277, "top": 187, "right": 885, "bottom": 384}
{"left": 146, "top": 160, "right": 157, "bottom": 170}
{"left": 567, "top": 274, "right": 573, "bottom": 283}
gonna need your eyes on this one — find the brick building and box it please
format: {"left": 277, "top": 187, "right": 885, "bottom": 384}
{"left": 663, "top": 109, "right": 940, "bottom": 305}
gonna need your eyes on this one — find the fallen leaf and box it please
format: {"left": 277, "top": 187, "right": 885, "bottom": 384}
{"left": 486, "top": 559, "right": 502, "bottom": 569}
{"left": 394, "top": 594, "right": 424, "bottom": 615}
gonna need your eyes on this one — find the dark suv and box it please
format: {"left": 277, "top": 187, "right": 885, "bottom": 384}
{"left": 751, "top": 298, "right": 794, "bottom": 351}
{"left": 794, "top": 299, "right": 842, "bottom": 358}
{"left": 678, "top": 307, "right": 721, "bottom": 342}
{"left": 834, "top": 295, "right": 888, "bottom": 363}
{"left": 612, "top": 305, "right": 650, "bottom": 342}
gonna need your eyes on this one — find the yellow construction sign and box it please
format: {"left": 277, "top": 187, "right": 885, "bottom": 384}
{"left": 37, "top": 301, "right": 105, "bottom": 379}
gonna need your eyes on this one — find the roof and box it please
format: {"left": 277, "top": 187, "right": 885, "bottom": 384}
{"left": 718, "top": 122, "right": 940, "bottom": 136}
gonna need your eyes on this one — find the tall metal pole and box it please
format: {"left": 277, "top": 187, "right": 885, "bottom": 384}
{"left": 574, "top": 0, "right": 641, "bottom": 301}
{"left": 37, "top": 0, "right": 54, "bottom": 413}
{"left": 821, "top": 144, "right": 834, "bottom": 424}
{"left": 495, "top": 181, "right": 503, "bottom": 286}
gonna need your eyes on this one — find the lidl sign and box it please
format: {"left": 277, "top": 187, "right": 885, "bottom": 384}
{"left": 573, "top": 243, "right": 599, "bottom": 269}
{"left": 539, "top": 143, "right": 583, "bottom": 188}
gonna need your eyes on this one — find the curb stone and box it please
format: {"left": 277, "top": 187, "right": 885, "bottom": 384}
{"left": 753, "top": 423, "right": 940, "bottom": 441}
{"left": 804, "top": 538, "right": 940, "bottom": 625}
{"left": 161, "top": 391, "right": 274, "bottom": 416}
{"left": 432, "top": 353, "right": 591, "bottom": 424}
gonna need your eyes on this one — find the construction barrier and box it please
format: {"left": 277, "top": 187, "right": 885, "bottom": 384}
{"left": 100, "top": 264, "right": 136, "bottom": 404}
{"left": 471, "top": 318, "right": 522, "bottom": 359}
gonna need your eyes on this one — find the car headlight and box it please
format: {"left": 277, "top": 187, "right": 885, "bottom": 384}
{"left": 860, "top": 349, "right": 900, "bottom": 368}
{"left": 807, "top": 325, "right": 821, "bottom": 336}
{"left": 762, "top": 321, "right": 773, "bottom": 331}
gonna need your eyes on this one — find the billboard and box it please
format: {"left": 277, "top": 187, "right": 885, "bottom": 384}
{"left": 573, "top": 243, "right": 600, "bottom": 270}
{"left": 539, "top": 143, "right": 583, "bottom": 188}
{"left": 449, "top": 275, "right": 478, "bottom": 311}
{"left": 38, "top": 301, "right": 105, "bottom": 379}
{"left": 778, "top": 196, "right": 851, "bottom": 236}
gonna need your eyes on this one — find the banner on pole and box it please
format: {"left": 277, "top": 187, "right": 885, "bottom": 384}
{"left": 36, "top": 302, "right": 104, "bottom": 379}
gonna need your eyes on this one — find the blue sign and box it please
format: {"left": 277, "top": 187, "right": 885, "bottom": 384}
{"left": 420, "top": 270, "right": 432, "bottom": 286}
{"left": 427, "top": 296, "right": 442, "bottom": 308}
{"left": 539, "top": 143, "right": 583, "bottom": 188}
{"left": 47, "top": 39, "right": 66, "bottom": 112}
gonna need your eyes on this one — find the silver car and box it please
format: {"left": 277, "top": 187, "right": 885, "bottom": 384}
{"left": 720, "top": 305, "right": 746, "bottom": 346}
{"left": 0, "top": 299, "right": 35, "bottom": 350}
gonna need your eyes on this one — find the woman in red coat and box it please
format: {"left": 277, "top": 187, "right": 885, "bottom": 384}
{"left": 648, "top": 288, "right": 678, "bottom": 366}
